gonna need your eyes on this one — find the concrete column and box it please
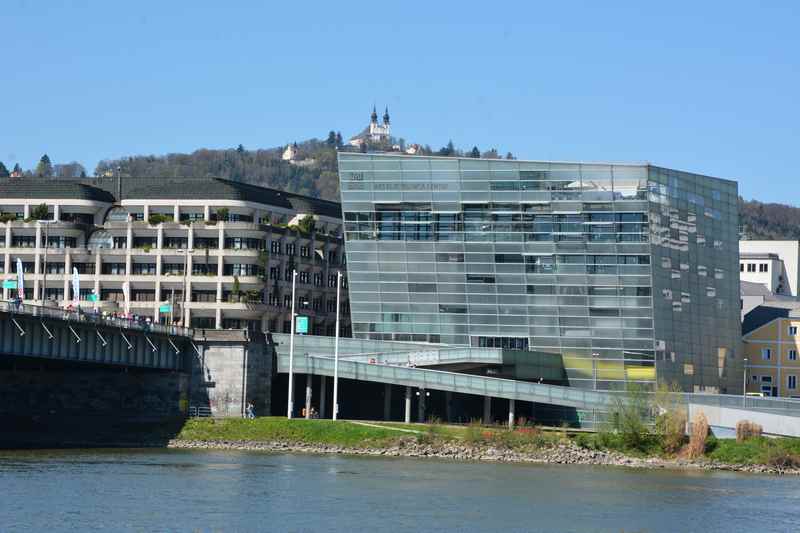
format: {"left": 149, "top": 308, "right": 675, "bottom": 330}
{"left": 187, "top": 224, "right": 194, "bottom": 250}
{"left": 64, "top": 254, "right": 72, "bottom": 304}
{"left": 417, "top": 388, "right": 426, "bottom": 423}
{"left": 35, "top": 224, "right": 42, "bottom": 249}
{"left": 483, "top": 396, "right": 491, "bottom": 425}
{"left": 508, "top": 399, "right": 515, "bottom": 429}
{"left": 52, "top": 204, "right": 60, "bottom": 221}
{"left": 3, "top": 253, "right": 9, "bottom": 299}
{"left": 319, "top": 376, "right": 327, "bottom": 419}
{"left": 173, "top": 204, "right": 180, "bottom": 223}
{"left": 304, "top": 374, "right": 313, "bottom": 419}
{"left": 445, "top": 391, "right": 453, "bottom": 423}
{"left": 214, "top": 308, "right": 221, "bottom": 329}
{"left": 156, "top": 225, "right": 164, "bottom": 249}
{"left": 203, "top": 205, "right": 210, "bottom": 222}
{"left": 218, "top": 224, "right": 225, "bottom": 251}
{"left": 383, "top": 384, "right": 392, "bottom": 421}
{"left": 23, "top": 204, "right": 30, "bottom": 219}
{"left": 404, "top": 386, "right": 412, "bottom": 423}
{"left": 143, "top": 204, "right": 150, "bottom": 221}
{"left": 5, "top": 225, "right": 11, "bottom": 248}
{"left": 126, "top": 223, "right": 133, "bottom": 250}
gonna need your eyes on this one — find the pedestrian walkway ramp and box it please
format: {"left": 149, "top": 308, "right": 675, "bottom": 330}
{"left": 277, "top": 353, "right": 800, "bottom": 436}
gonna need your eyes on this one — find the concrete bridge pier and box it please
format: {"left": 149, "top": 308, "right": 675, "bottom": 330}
{"left": 445, "top": 391, "right": 453, "bottom": 422}
{"left": 383, "top": 384, "right": 392, "bottom": 421}
{"left": 417, "top": 388, "right": 426, "bottom": 423}
{"left": 304, "top": 374, "right": 313, "bottom": 419}
{"left": 508, "top": 399, "right": 515, "bottom": 429}
{"left": 404, "top": 386, "right": 411, "bottom": 423}
{"left": 483, "top": 396, "right": 492, "bottom": 425}
{"left": 319, "top": 376, "right": 327, "bottom": 419}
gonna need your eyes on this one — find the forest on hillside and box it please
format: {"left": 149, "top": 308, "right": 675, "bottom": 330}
{"left": 3, "top": 137, "right": 799, "bottom": 241}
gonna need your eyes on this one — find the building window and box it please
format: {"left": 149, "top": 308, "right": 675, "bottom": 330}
{"left": 101, "top": 263, "right": 126, "bottom": 275}
{"left": 326, "top": 299, "right": 335, "bottom": 312}
{"left": 269, "top": 266, "right": 280, "bottom": 280}
{"left": 286, "top": 243, "right": 296, "bottom": 256}
{"left": 268, "top": 293, "right": 280, "bottom": 306}
{"left": 752, "top": 375, "right": 759, "bottom": 383}
{"left": 283, "top": 294, "right": 292, "bottom": 308}
{"left": 131, "top": 263, "right": 157, "bottom": 275}
{"left": 328, "top": 274, "right": 337, "bottom": 287}
{"left": 740, "top": 263, "right": 744, "bottom": 272}
{"left": 759, "top": 263, "right": 768, "bottom": 273}
{"left": 313, "top": 273, "right": 323, "bottom": 287}
{"left": 790, "top": 326, "right": 798, "bottom": 336}
{"left": 298, "top": 271, "right": 309, "bottom": 284}
{"left": 300, "top": 245, "right": 310, "bottom": 258}
{"left": 762, "top": 348, "right": 772, "bottom": 361}
{"left": 790, "top": 350, "right": 798, "bottom": 361}
{"left": 285, "top": 269, "right": 292, "bottom": 281}
{"left": 270, "top": 241, "right": 281, "bottom": 254}
{"left": 746, "top": 263, "right": 756, "bottom": 272}
{"left": 789, "top": 375, "right": 797, "bottom": 390}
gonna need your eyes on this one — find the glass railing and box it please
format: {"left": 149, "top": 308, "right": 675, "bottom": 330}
{"left": 0, "top": 301, "right": 194, "bottom": 338}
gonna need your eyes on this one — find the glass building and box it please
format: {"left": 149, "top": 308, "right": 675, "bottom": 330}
{"left": 337, "top": 153, "right": 741, "bottom": 393}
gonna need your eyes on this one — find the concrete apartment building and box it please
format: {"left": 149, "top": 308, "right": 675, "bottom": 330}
{"left": 338, "top": 152, "right": 743, "bottom": 394}
{"left": 0, "top": 178, "right": 349, "bottom": 335}
{"left": 739, "top": 240, "right": 800, "bottom": 297}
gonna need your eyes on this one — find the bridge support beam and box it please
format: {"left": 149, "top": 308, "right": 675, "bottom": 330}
{"left": 305, "top": 374, "right": 313, "bottom": 419}
{"left": 418, "top": 388, "right": 426, "bottom": 423}
{"left": 320, "top": 376, "right": 327, "bottom": 419}
{"left": 483, "top": 395, "right": 492, "bottom": 425}
{"left": 383, "top": 384, "right": 392, "bottom": 421}
{"left": 404, "top": 386, "right": 411, "bottom": 423}
{"left": 445, "top": 391, "right": 452, "bottom": 422}
{"left": 508, "top": 399, "right": 515, "bottom": 429}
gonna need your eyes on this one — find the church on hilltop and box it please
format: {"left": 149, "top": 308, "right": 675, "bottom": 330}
{"left": 348, "top": 106, "right": 391, "bottom": 147}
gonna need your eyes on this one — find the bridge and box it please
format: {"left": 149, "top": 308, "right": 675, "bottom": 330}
{"left": 273, "top": 334, "right": 800, "bottom": 437}
{"left": 0, "top": 301, "right": 194, "bottom": 370}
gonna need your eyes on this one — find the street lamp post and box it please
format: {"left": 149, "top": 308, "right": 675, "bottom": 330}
{"left": 332, "top": 270, "right": 342, "bottom": 421}
{"left": 287, "top": 269, "right": 298, "bottom": 419}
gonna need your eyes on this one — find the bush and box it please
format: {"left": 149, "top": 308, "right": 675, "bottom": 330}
{"left": 736, "top": 420, "right": 763, "bottom": 442}
{"left": 148, "top": 213, "right": 172, "bottom": 225}
{"left": 653, "top": 382, "right": 688, "bottom": 454}
{"left": 30, "top": 203, "right": 49, "bottom": 221}
{"left": 607, "top": 384, "right": 651, "bottom": 452}
{"left": 764, "top": 447, "right": 800, "bottom": 469}
{"left": 215, "top": 208, "right": 229, "bottom": 222}
{"left": 0, "top": 213, "right": 17, "bottom": 223}
{"left": 464, "top": 419, "right": 484, "bottom": 445}
{"left": 686, "top": 412, "right": 709, "bottom": 459}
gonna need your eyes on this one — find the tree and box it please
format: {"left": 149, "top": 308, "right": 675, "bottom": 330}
{"left": 30, "top": 203, "right": 50, "bottom": 220}
{"left": 215, "top": 207, "right": 229, "bottom": 221}
{"left": 236, "top": 144, "right": 245, "bottom": 155}
{"left": 505, "top": 152, "right": 515, "bottom": 160}
{"left": 438, "top": 140, "right": 456, "bottom": 157}
{"left": 0, "top": 161, "right": 9, "bottom": 178}
{"left": 335, "top": 131, "right": 343, "bottom": 148}
{"left": 326, "top": 131, "right": 337, "bottom": 146}
{"left": 482, "top": 148, "right": 499, "bottom": 159}
{"left": 36, "top": 154, "right": 53, "bottom": 178}
{"left": 470, "top": 146, "right": 480, "bottom": 158}
{"left": 12, "top": 163, "right": 22, "bottom": 175}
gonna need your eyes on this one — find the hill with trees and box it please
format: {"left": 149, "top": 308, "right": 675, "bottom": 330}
{"left": 739, "top": 199, "right": 800, "bottom": 240}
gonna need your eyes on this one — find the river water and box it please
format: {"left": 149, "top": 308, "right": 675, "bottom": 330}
{"left": 0, "top": 449, "right": 797, "bottom": 532}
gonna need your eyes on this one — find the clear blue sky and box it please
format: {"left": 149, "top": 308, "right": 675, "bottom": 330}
{"left": 2, "top": 1, "right": 798, "bottom": 202}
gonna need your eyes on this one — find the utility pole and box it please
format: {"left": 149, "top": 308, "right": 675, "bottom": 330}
{"left": 333, "top": 270, "right": 342, "bottom": 420}
{"left": 287, "top": 269, "right": 297, "bottom": 418}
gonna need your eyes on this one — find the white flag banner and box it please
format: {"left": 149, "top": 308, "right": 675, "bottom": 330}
{"left": 15, "top": 257, "right": 23, "bottom": 299}
{"left": 72, "top": 267, "right": 80, "bottom": 307}
{"left": 122, "top": 281, "right": 130, "bottom": 315}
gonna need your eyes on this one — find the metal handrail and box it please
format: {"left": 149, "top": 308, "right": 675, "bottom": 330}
{"left": 0, "top": 300, "right": 194, "bottom": 338}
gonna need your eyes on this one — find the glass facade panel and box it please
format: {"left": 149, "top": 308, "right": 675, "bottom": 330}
{"left": 339, "top": 153, "right": 740, "bottom": 393}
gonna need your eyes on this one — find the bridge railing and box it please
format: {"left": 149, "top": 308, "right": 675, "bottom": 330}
{"left": 0, "top": 300, "right": 194, "bottom": 338}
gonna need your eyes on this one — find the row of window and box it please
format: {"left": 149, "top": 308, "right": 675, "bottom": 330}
{"left": 741, "top": 262, "right": 769, "bottom": 273}
{"left": 751, "top": 373, "right": 798, "bottom": 391}
{"left": 760, "top": 347, "right": 798, "bottom": 361}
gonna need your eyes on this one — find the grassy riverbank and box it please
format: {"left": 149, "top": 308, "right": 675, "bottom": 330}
{"left": 176, "top": 417, "right": 800, "bottom": 470}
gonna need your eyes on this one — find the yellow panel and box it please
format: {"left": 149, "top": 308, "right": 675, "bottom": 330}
{"left": 597, "top": 360, "right": 625, "bottom": 380}
{"left": 563, "top": 357, "right": 592, "bottom": 371}
{"left": 626, "top": 364, "right": 656, "bottom": 381}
